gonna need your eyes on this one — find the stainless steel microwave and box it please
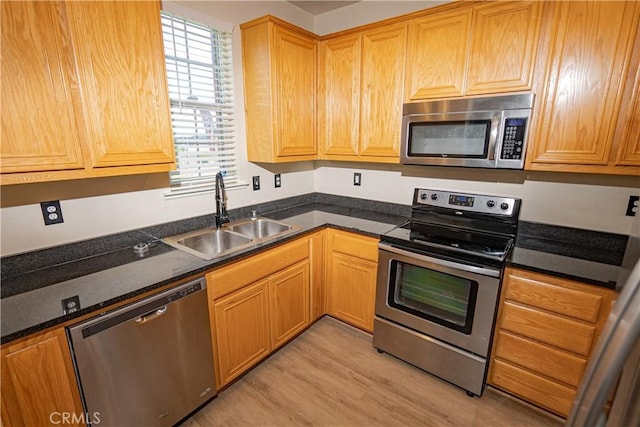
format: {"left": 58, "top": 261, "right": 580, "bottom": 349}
{"left": 400, "top": 94, "right": 534, "bottom": 169}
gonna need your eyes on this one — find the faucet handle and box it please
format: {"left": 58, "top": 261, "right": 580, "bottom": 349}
{"left": 250, "top": 209, "right": 258, "bottom": 220}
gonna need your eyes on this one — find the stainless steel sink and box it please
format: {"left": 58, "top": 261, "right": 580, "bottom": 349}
{"left": 163, "top": 217, "right": 299, "bottom": 260}
{"left": 228, "top": 218, "right": 294, "bottom": 239}
{"left": 163, "top": 229, "right": 253, "bottom": 260}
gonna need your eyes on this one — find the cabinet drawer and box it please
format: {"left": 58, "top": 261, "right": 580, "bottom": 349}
{"left": 208, "top": 238, "right": 309, "bottom": 299}
{"left": 490, "top": 359, "right": 575, "bottom": 417}
{"left": 330, "top": 229, "right": 378, "bottom": 261}
{"left": 501, "top": 301, "right": 595, "bottom": 356}
{"left": 504, "top": 270, "right": 603, "bottom": 322}
{"left": 494, "top": 331, "right": 587, "bottom": 387}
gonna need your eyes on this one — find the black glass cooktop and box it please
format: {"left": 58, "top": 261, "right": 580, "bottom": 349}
{"left": 381, "top": 220, "right": 514, "bottom": 265}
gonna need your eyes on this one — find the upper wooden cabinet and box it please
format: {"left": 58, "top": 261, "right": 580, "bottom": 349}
{"left": 527, "top": 1, "right": 640, "bottom": 175}
{"left": 241, "top": 16, "right": 317, "bottom": 163}
{"left": 615, "top": 55, "right": 640, "bottom": 165}
{"left": 405, "top": 1, "right": 542, "bottom": 100}
{"left": 360, "top": 24, "right": 407, "bottom": 160}
{"left": 1, "top": 1, "right": 175, "bottom": 185}
{"left": 65, "top": 1, "right": 175, "bottom": 169}
{"left": 319, "top": 24, "right": 406, "bottom": 163}
{"left": 319, "top": 34, "right": 361, "bottom": 158}
{"left": 405, "top": 9, "right": 471, "bottom": 100}
{"left": 1, "top": 1, "right": 86, "bottom": 175}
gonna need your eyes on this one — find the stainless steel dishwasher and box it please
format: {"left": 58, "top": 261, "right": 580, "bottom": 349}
{"left": 68, "top": 277, "right": 216, "bottom": 426}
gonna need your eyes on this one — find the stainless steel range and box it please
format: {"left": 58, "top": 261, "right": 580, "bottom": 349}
{"left": 373, "top": 188, "right": 521, "bottom": 396}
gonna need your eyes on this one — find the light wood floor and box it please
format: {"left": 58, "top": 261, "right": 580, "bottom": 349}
{"left": 184, "top": 317, "right": 562, "bottom": 427}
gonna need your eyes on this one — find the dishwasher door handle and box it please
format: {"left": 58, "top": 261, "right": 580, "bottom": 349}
{"left": 135, "top": 306, "right": 168, "bottom": 324}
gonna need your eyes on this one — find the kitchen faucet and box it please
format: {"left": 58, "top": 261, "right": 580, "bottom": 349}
{"left": 215, "top": 172, "right": 229, "bottom": 228}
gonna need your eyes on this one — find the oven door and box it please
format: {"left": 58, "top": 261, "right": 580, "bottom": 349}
{"left": 375, "top": 243, "right": 501, "bottom": 357}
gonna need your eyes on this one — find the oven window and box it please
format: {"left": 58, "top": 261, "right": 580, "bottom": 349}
{"left": 388, "top": 261, "right": 478, "bottom": 334}
{"left": 408, "top": 120, "right": 490, "bottom": 158}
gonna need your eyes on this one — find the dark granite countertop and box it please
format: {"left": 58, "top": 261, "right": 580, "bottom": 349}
{"left": 1, "top": 193, "right": 629, "bottom": 344}
{"left": 1, "top": 202, "right": 405, "bottom": 344}
{"left": 507, "top": 221, "right": 628, "bottom": 289}
{"left": 507, "top": 247, "right": 621, "bottom": 289}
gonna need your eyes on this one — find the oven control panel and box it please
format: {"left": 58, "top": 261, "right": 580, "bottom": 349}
{"left": 415, "top": 189, "right": 519, "bottom": 216}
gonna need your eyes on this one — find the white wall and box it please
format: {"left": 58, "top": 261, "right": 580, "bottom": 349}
{"left": 314, "top": 163, "right": 640, "bottom": 235}
{"left": 1, "top": 1, "right": 638, "bottom": 257}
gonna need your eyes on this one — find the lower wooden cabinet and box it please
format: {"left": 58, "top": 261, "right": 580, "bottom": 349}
{"left": 489, "top": 267, "right": 616, "bottom": 417}
{"left": 1, "top": 327, "right": 83, "bottom": 427}
{"left": 269, "top": 261, "right": 310, "bottom": 348}
{"left": 212, "top": 259, "right": 310, "bottom": 388}
{"left": 325, "top": 229, "right": 379, "bottom": 333}
{"left": 207, "top": 235, "right": 317, "bottom": 388}
{"left": 212, "top": 279, "right": 272, "bottom": 388}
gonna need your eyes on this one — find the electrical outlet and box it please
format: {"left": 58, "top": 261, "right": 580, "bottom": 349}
{"left": 353, "top": 172, "right": 362, "bottom": 186}
{"left": 61, "top": 295, "right": 80, "bottom": 314}
{"left": 252, "top": 176, "right": 260, "bottom": 191}
{"left": 626, "top": 195, "right": 639, "bottom": 216}
{"left": 274, "top": 174, "right": 281, "bottom": 188}
{"left": 41, "top": 201, "right": 64, "bottom": 225}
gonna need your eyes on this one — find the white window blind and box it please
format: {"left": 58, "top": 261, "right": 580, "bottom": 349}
{"left": 161, "top": 12, "right": 237, "bottom": 195}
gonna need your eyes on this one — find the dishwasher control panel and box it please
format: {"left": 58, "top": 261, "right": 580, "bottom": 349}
{"left": 167, "top": 281, "right": 203, "bottom": 302}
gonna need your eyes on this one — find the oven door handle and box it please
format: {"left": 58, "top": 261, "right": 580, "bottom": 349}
{"left": 378, "top": 243, "right": 501, "bottom": 278}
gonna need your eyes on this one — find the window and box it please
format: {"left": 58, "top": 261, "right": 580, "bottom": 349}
{"left": 161, "top": 12, "right": 237, "bottom": 195}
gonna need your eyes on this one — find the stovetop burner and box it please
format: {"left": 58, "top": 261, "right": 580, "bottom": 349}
{"left": 381, "top": 188, "right": 521, "bottom": 265}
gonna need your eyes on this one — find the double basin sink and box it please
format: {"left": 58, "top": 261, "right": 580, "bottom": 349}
{"left": 163, "top": 218, "right": 299, "bottom": 260}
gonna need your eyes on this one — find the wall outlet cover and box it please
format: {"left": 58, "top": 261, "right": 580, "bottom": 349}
{"left": 353, "top": 172, "right": 362, "bottom": 186}
{"left": 252, "top": 176, "right": 260, "bottom": 191}
{"left": 274, "top": 174, "right": 281, "bottom": 188}
{"left": 40, "top": 200, "right": 64, "bottom": 225}
{"left": 626, "top": 195, "right": 639, "bottom": 216}
{"left": 61, "top": 295, "right": 80, "bottom": 314}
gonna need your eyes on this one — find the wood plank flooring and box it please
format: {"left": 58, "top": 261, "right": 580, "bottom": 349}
{"left": 184, "top": 317, "right": 562, "bottom": 427}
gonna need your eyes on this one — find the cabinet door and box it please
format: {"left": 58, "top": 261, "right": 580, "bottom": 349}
{"left": 1, "top": 329, "right": 83, "bottom": 427}
{"left": 269, "top": 261, "right": 310, "bottom": 349}
{"left": 360, "top": 24, "right": 407, "bottom": 159}
{"left": 466, "top": 1, "right": 541, "bottom": 95}
{"left": 616, "top": 91, "right": 640, "bottom": 165}
{"left": 327, "top": 252, "right": 377, "bottom": 332}
{"left": 530, "top": 1, "right": 639, "bottom": 166}
{"left": 615, "top": 43, "right": 640, "bottom": 166}
{"left": 319, "top": 35, "right": 361, "bottom": 157}
{"left": 66, "top": 1, "right": 174, "bottom": 168}
{"left": 213, "top": 280, "right": 271, "bottom": 387}
{"left": 405, "top": 10, "right": 471, "bottom": 100}
{"left": 1, "top": 1, "right": 85, "bottom": 173}
{"left": 273, "top": 25, "right": 317, "bottom": 157}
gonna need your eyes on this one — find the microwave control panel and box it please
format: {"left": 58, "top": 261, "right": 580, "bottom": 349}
{"left": 500, "top": 118, "right": 528, "bottom": 160}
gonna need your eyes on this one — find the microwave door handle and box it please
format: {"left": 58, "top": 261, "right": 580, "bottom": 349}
{"left": 488, "top": 113, "right": 503, "bottom": 161}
